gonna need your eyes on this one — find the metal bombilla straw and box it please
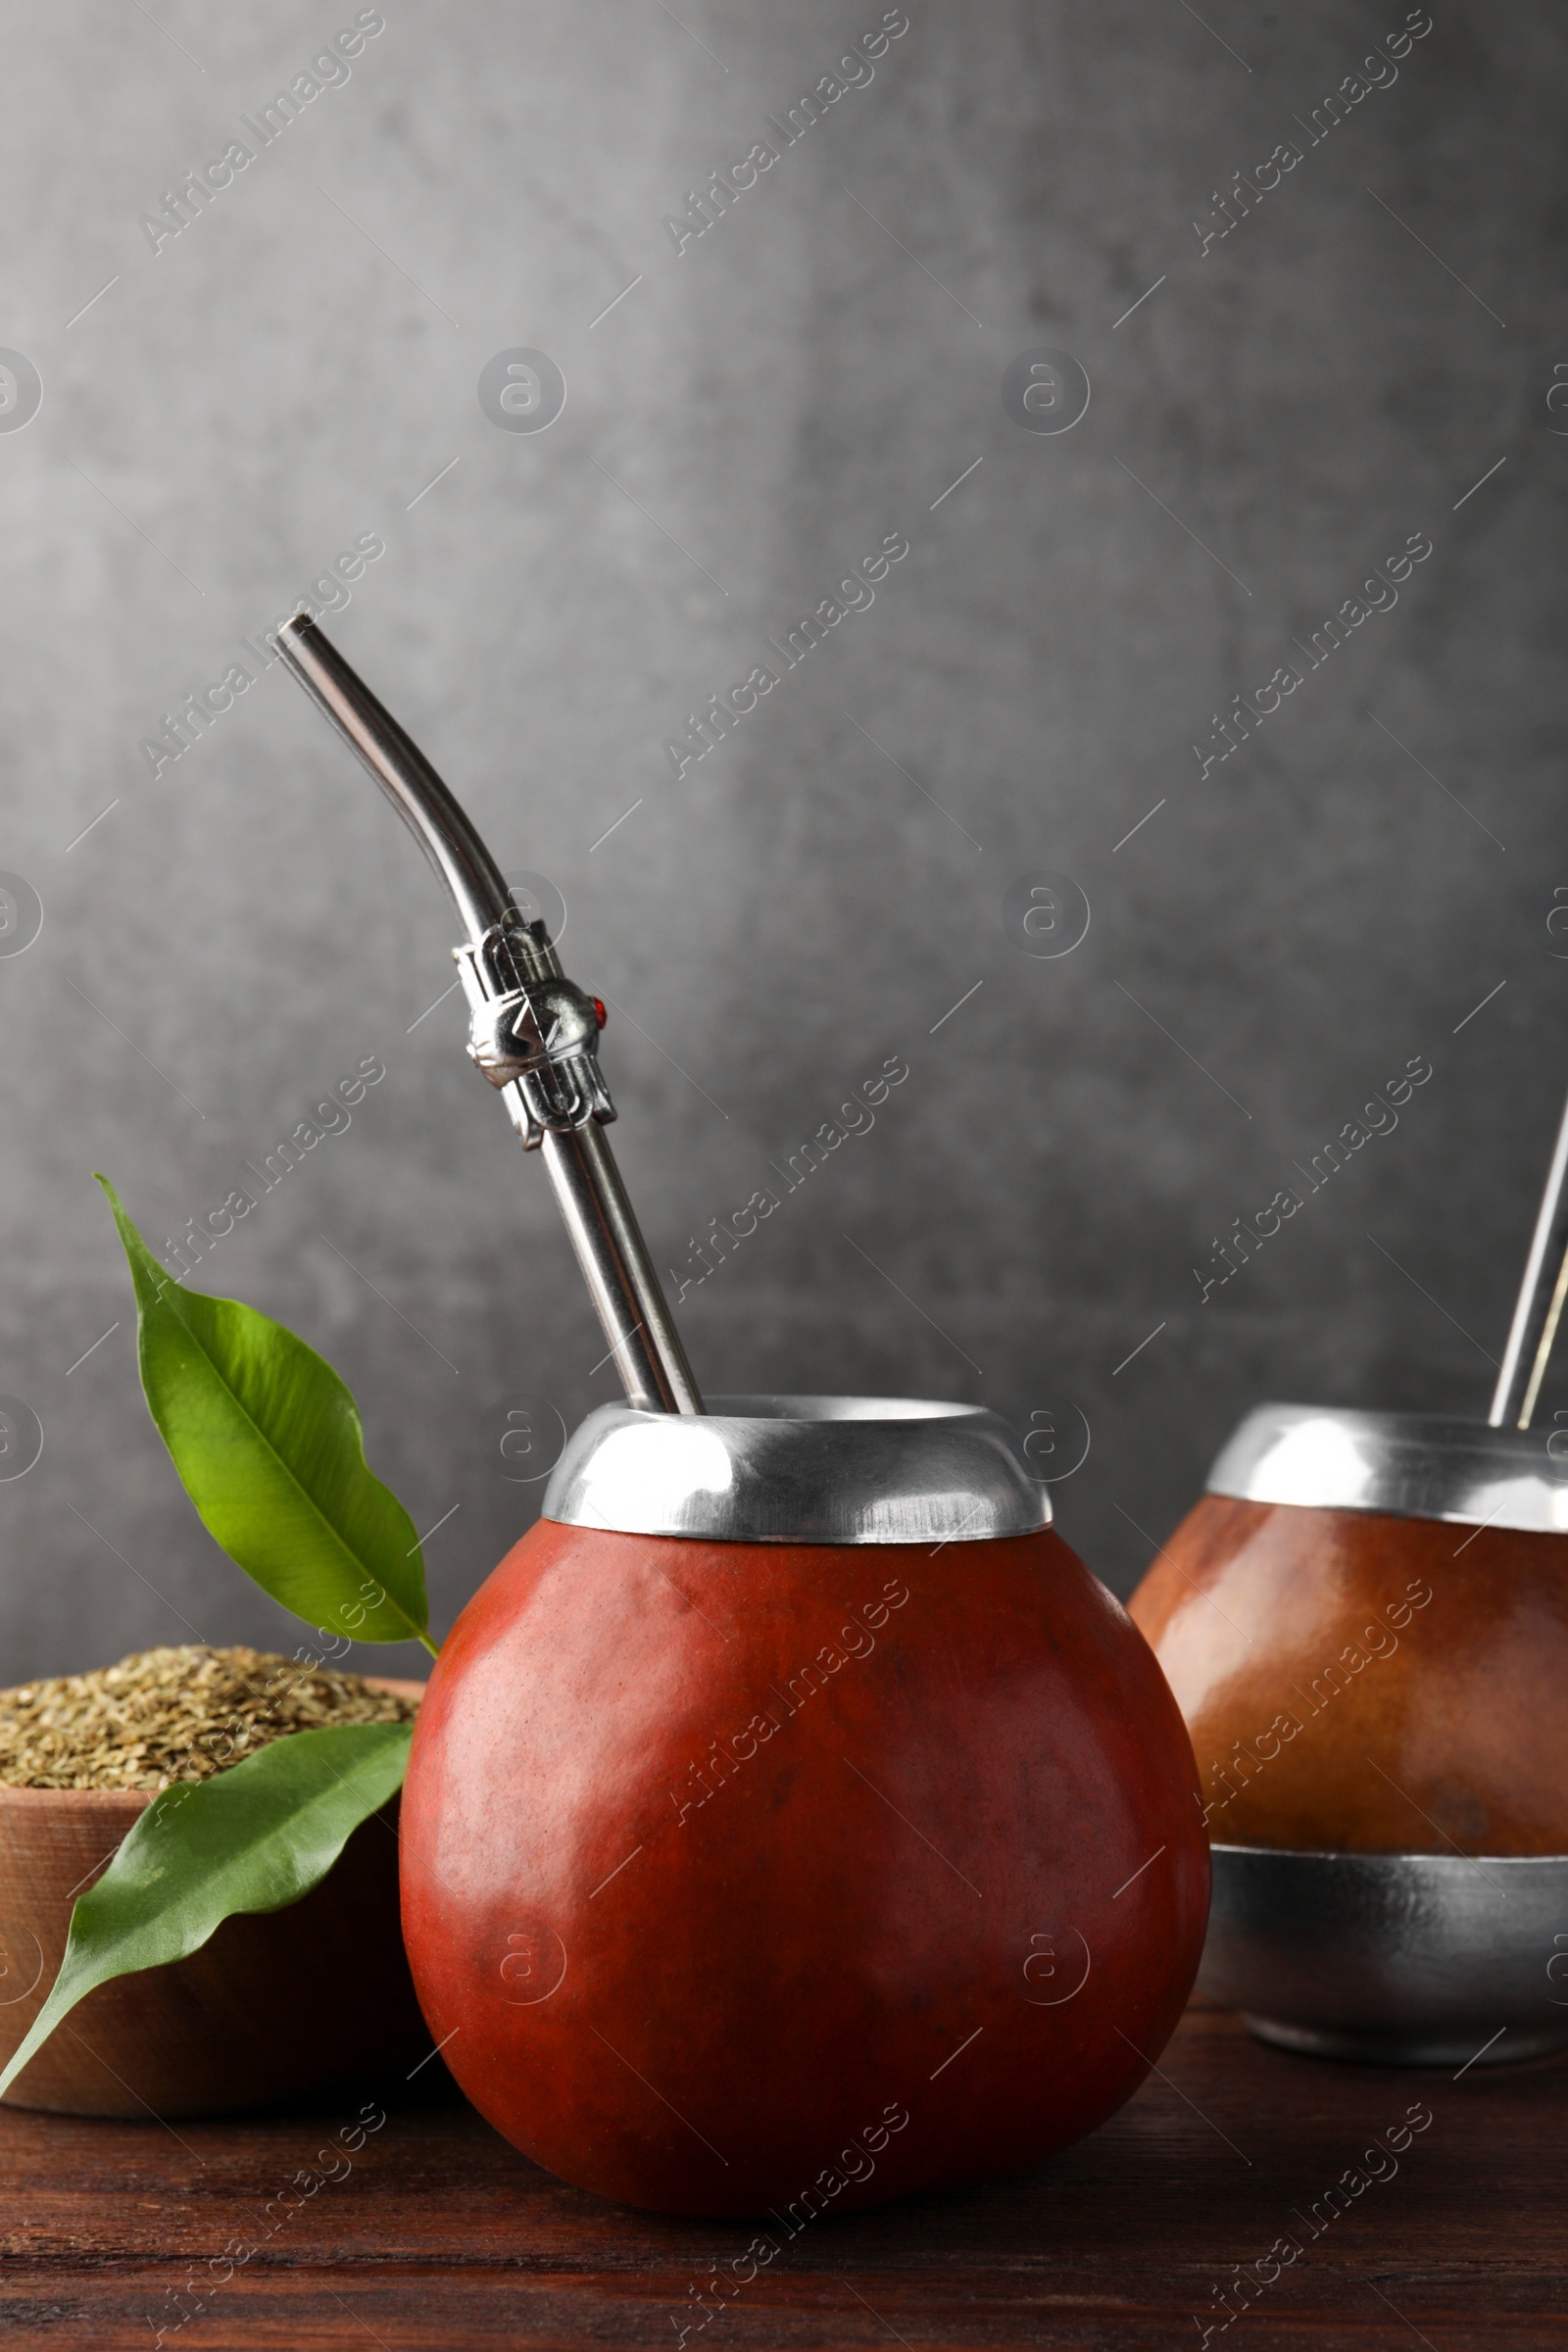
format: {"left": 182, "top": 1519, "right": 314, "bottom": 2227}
{"left": 274, "top": 613, "right": 704, "bottom": 1419}
{"left": 1490, "top": 1084, "right": 1568, "bottom": 1430}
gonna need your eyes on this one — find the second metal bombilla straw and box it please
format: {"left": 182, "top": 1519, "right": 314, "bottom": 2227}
{"left": 1490, "top": 1080, "right": 1568, "bottom": 1431}
{"left": 275, "top": 613, "right": 704, "bottom": 1419}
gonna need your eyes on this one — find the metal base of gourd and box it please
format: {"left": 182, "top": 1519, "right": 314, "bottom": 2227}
{"left": 1200, "top": 1844, "right": 1568, "bottom": 2069}
{"left": 1240, "top": 2014, "right": 1568, "bottom": 2068}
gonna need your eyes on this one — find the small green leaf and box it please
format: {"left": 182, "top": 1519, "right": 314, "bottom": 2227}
{"left": 0, "top": 1720, "right": 413, "bottom": 2100}
{"left": 97, "top": 1177, "right": 433, "bottom": 1652}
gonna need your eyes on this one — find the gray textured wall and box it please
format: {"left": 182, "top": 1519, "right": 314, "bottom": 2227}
{"left": 1, "top": 1, "right": 1560, "bottom": 1682}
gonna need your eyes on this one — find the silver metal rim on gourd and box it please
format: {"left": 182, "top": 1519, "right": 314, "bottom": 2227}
{"left": 1206, "top": 1401, "right": 1568, "bottom": 1534}
{"left": 542, "top": 1396, "right": 1051, "bottom": 1544}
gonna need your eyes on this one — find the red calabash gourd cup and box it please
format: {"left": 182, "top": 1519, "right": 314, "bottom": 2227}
{"left": 270, "top": 616, "right": 1208, "bottom": 2213}
{"left": 400, "top": 1398, "right": 1211, "bottom": 2218}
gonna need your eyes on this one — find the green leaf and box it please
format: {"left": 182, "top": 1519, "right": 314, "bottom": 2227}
{"left": 97, "top": 1177, "right": 433, "bottom": 1652}
{"left": 0, "top": 1720, "right": 413, "bottom": 2100}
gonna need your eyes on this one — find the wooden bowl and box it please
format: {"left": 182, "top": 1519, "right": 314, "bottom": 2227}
{"left": 1128, "top": 1408, "right": 1568, "bottom": 1855}
{"left": 0, "top": 1679, "right": 429, "bottom": 2117}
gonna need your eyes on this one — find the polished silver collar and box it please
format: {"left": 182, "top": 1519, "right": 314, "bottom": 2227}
{"left": 542, "top": 1396, "right": 1050, "bottom": 1544}
{"left": 1208, "top": 1402, "right": 1568, "bottom": 1534}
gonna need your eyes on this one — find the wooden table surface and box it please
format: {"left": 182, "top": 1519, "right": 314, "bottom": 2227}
{"left": 1, "top": 2007, "right": 1562, "bottom": 2349}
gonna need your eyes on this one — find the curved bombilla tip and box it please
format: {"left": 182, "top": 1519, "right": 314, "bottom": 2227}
{"left": 272, "top": 610, "right": 705, "bottom": 1418}
{"left": 272, "top": 611, "right": 511, "bottom": 946}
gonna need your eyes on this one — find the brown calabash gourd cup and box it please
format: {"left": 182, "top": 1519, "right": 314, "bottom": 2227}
{"left": 1129, "top": 1417, "right": 1568, "bottom": 1858}
{"left": 1128, "top": 1090, "right": 1568, "bottom": 2065}
{"left": 277, "top": 618, "right": 1211, "bottom": 2217}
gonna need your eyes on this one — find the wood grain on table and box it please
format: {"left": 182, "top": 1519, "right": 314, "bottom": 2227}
{"left": 0, "top": 2010, "right": 1562, "bottom": 2349}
